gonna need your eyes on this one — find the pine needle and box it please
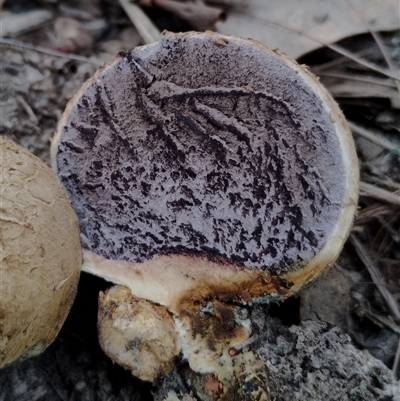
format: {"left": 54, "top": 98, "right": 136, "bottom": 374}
{"left": 350, "top": 234, "right": 400, "bottom": 323}
{"left": 0, "top": 37, "right": 102, "bottom": 65}
{"left": 348, "top": 121, "right": 400, "bottom": 153}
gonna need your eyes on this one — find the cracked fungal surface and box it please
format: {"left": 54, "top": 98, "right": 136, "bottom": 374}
{"left": 55, "top": 33, "right": 346, "bottom": 273}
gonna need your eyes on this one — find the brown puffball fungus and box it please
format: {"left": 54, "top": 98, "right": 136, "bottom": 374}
{"left": 51, "top": 31, "right": 359, "bottom": 396}
{"left": 0, "top": 136, "right": 82, "bottom": 369}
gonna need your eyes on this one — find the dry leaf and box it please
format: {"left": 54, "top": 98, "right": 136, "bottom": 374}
{"left": 217, "top": 0, "right": 400, "bottom": 58}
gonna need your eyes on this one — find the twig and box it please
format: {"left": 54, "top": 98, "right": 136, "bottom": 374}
{"left": 365, "top": 308, "right": 400, "bottom": 377}
{"left": 359, "top": 181, "right": 400, "bottom": 206}
{"left": 368, "top": 177, "right": 400, "bottom": 192}
{"left": 312, "top": 49, "right": 371, "bottom": 73}
{"left": 349, "top": 234, "right": 400, "bottom": 323}
{"left": 327, "top": 43, "right": 399, "bottom": 82}
{"left": 0, "top": 37, "right": 102, "bottom": 65}
{"left": 354, "top": 203, "right": 391, "bottom": 226}
{"left": 393, "top": 339, "right": 400, "bottom": 376}
{"left": 229, "top": 333, "right": 265, "bottom": 354}
{"left": 377, "top": 216, "right": 400, "bottom": 244}
{"left": 365, "top": 310, "right": 400, "bottom": 335}
{"left": 317, "top": 72, "right": 396, "bottom": 88}
{"left": 236, "top": 12, "right": 400, "bottom": 81}
{"left": 348, "top": 121, "right": 400, "bottom": 153}
{"left": 370, "top": 31, "right": 400, "bottom": 96}
{"left": 340, "top": 0, "right": 400, "bottom": 96}
{"left": 118, "top": 0, "right": 160, "bottom": 44}
{"left": 1, "top": 9, "right": 53, "bottom": 37}
{"left": 16, "top": 95, "right": 39, "bottom": 124}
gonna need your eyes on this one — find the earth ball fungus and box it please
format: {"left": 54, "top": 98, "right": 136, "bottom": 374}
{"left": 0, "top": 136, "right": 82, "bottom": 369}
{"left": 51, "top": 31, "right": 359, "bottom": 397}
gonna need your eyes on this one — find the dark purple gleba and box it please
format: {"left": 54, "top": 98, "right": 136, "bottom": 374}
{"left": 54, "top": 32, "right": 345, "bottom": 274}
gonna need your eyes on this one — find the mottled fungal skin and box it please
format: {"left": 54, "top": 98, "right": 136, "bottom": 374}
{"left": 0, "top": 136, "right": 82, "bottom": 369}
{"left": 53, "top": 32, "right": 352, "bottom": 274}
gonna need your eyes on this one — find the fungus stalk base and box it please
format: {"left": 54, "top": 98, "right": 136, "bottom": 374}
{"left": 175, "top": 299, "right": 251, "bottom": 383}
{"left": 98, "top": 285, "right": 270, "bottom": 399}
{"left": 174, "top": 300, "right": 270, "bottom": 399}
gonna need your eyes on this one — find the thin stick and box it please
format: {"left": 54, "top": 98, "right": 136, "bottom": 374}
{"left": 393, "top": 339, "right": 400, "bottom": 375}
{"left": 236, "top": 12, "right": 400, "bottom": 81}
{"left": 369, "top": 178, "right": 400, "bottom": 192}
{"left": 326, "top": 43, "right": 398, "bottom": 81}
{"left": 370, "top": 31, "right": 400, "bottom": 96}
{"left": 0, "top": 37, "right": 102, "bottom": 66}
{"left": 317, "top": 72, "right": 396, "bottom": 88}
{"left": 354, "top": 203, "right": 390, "bottom": 226}
{"left": 16, "top": 95, "right": 39, "bottom": 124}
{"left": 350, "top": 234, "right": 400, "bottom": 323}
{"left": 340, "top": 0, "right": 400, "bottom": 96}
{"left": 229, "top": 333, "right": 265, "bottom": 354}
{"left": 348, "top": 121, "right": 400, "bottom": 153}
{"left": 312, "top": 49, "right": 371, "bottom": 73}
{"left": 118, "top": 0, "right": 160, "bottom": 44}
{"left": 359, "top": 182, "right": 400, "bottom": 205}
{"left": 377, "top": 216, "right": 400, "bottom": 244}
{"left": 365, "top": 310, "right": 400, "bottom": 335}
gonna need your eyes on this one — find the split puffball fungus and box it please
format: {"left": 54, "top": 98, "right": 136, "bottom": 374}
{"left": 51, "top": 31, "right": 359, "bottom": 397}
{"left": 0, "top": 136, "right": 82, "bottom": 369}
